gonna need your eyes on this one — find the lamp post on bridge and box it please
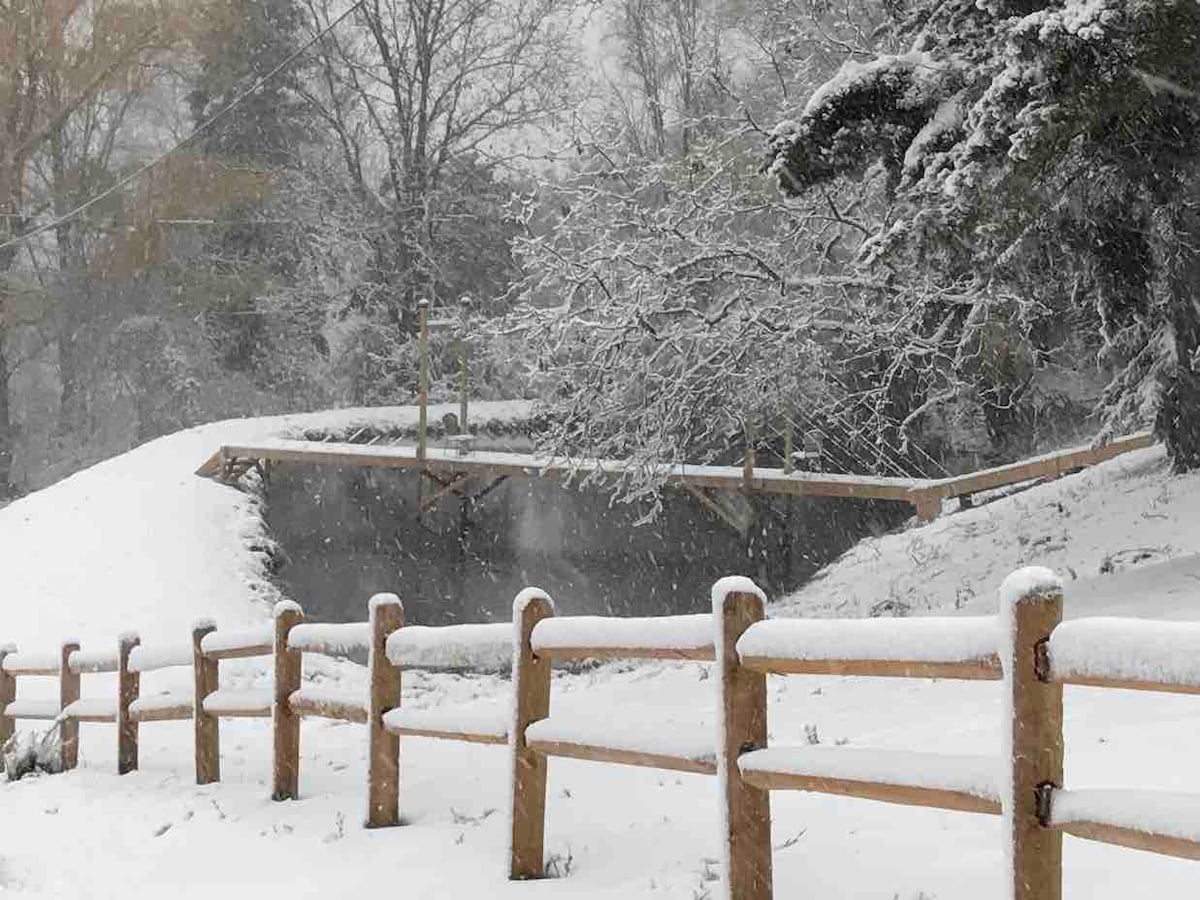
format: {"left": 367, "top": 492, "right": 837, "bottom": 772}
{"left": 415, "top": 298, "right": 473, "bottom": 462}
{"left": 417, "top": 298, "right": 430, "bottom": 462}
{"left": 415, "top": 298, "right": 475, "bottom": 519}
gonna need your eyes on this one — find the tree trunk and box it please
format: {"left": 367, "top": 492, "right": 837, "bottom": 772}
{"left": 0, "top": 339, "right": 10, "bottom": 496}
{"left": 1157, "top": 295, "right": 1200, "bottom": 472}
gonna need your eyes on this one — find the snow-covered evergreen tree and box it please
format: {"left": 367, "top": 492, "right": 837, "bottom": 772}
{"left": 769, "top": 0, "right": 1200, "bottom": 469}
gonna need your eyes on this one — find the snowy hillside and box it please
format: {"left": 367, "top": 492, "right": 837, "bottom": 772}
{"left": 780, "top": 444, "right": 1200, "bottom": 623}
{"left": 0, "top": 401, "right": 531, "bottom": 648}
{"left": 2, "top": 431, "right": 1200, "bottom": 899}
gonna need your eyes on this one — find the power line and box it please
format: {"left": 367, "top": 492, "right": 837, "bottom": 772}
{"left": 0, "top": 0, "right": 366, "bottom": 255}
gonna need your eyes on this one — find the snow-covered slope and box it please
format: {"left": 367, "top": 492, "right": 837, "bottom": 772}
{"left": 2, "top": 429, "right": 1200, "bottom": 900}
{"left": 0, "top": 402, "right": 531, "bottom": 649}
{"left": 779, "top": 444, "right": 1200, "bottom": 623}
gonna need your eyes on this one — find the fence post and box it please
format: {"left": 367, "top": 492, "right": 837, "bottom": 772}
{"left": 59, "top": 640, "right": 81, "bottom": 771}
{"left": 366, "top": 593, "right": 404, "bottom": 828}
{"left": 509, "top": 588, "right": 554, "bottom": 880}
{"left": 715, "top": 578, "right": 772, "bottom": 900}
{"left": 0, "top": 644, "right": 14, "bottom": 746}
{"left": 192, "top": 620, "right": 219, "bottom": 785}
{"left": 272, "top": 600, "right": 304, "bottom": 801}
{"left": 1002, "top": 567, "right": 1063, "bottom": 900}
{"left": 117, "top": 633, "right": 140, "bottom": 775}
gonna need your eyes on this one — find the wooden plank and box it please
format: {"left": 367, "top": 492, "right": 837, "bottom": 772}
{"left": 272, "top": 603, "right": 304, "bottom": 801}
{"left": 717, "top": 585, "right": 773, "bottom": 900}
{"left": 202, "top": 643, "right": 273, "bottom": 661}
{"left": 509, "top": 590, "right": 554, "bottom": 881}
{"left": 68, "top": 650, "right": 119, "bottom": 674}
{"left": 678, "top": 470, "right": 917, "bottom": 501}
{"left": 0, "top": 646, "right": 14, "bottom": 745}
{"left": 366, "top": 595, "right": 403, "bottom": 828}
{"left": 935, "top": 459, "right": 1049, "bottom": 500}
{"left": 388, "top": 724, "right": 507, "bottom": 745}
{"left": 740, "top": 655, "right": 1002, "bottom": 681}
{"left": 682, "top": 483, "right": 752, "bottom": 537}
{"left": 527, "top": 738, "right": 716, "bottom": 775}
{"left": 1053, "top": 673, "right": 1200, "bottom": 695}
{"left": 1055, "top": 820, "right": 1200, "bottom": 861}
{"left": 206, "top": 442, "right": 924, "bottom": 503}
{"left": 3, "top": 661, "right": 60, "bottom": 676}
{"left": 199, "top": 430, "right": 1152, "bottom": 510}
{"left": 117, "top": 634, "right": 140, "bottom": 775}
{"left": 928, "top": 433, "right": 1152, "bottom": 500}
{"left": 59, "top": 641, "right": 80, "bottom": 772}
{"left": 130, "top": 703, "right": 193, "bottom": 723}
{"left": 420, "top": 472, "right": 471, "bottom": 512}
{"left": 70, "top": 710, "right": 117, "bottom": 724}
{"left": 740, "top": 769, "right": 1001, "bottom": 815}
{"left": 195, "top": 450, "right": 224, "bottom": 477}
{"left": 536, "top": 645, "right": 715, "bottom": 663}
{"left": 206, "top": 705, "right": 272, "bottom": 719}
{"left": 193, "top": 622, "right": 220, "bottom": 785}
{"left": 289, "top": 691, "right": 368, "bottom": 724}
{"left": 1005, "top": 576, "right": 1064, "bottom": 900}
{"left": 3, "top": 705, "right": 59, "bottom": 721}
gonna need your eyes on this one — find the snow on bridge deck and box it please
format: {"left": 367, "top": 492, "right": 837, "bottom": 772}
{"left": 195, "top": 430, "right": 1154, "bottom": 517}
{"left": 197, "top": 438, "right": 926, "bottom": 502}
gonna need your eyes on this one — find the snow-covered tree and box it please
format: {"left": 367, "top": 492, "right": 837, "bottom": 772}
{"left": 768, "top": 0, "right": 1200, "bottom": 469}
{"left": 509, "top": 2, "right": 955, "bottom": 504}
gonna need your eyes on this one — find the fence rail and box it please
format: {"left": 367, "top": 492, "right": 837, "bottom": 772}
{"left": 2, "top": 566, "right": 1198, "bottom": 898}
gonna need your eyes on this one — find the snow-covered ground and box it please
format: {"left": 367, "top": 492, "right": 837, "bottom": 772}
{"left": 0, "top": 401, "right": 531, "bottom": 648}
{"left": 777, "top": 444, "right": 1200, "bottom": 623}
{"left": 3, "top": 425, "right": 1200, "bottom": 899}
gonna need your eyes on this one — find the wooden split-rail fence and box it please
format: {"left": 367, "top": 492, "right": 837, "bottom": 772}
{"left": 2, "top": 568, "right": 1198, "bottom": 899}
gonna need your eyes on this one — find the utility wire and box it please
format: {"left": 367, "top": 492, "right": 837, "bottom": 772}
{"left": 0, "top": 0, "right": 366, "bottom": 255}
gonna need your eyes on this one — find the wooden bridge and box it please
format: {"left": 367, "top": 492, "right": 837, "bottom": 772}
{"left": 196, "top": 431, "right": 1153, "bottom": 524}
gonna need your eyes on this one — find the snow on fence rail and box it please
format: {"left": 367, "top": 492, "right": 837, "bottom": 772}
{"left": 67, "top": 648, "right": 119, "bottom": 675}
{"left": 1047, "top": 617, "right": 1200, "bottom": 693}
{"left": 199, "top": 623, "right": 274, "bottom": 659}
{"left": 530, "top": 612, "right": 714, "bottom": 661}
{"left": 0, "top": 640, "right": 82, "bottom": 770}
{"left": 735, "top": 614, "right": 1002, "bottom": 680}
{"left": 2, "top": 649, "right": 61, "bottom": 676}
{"left": 519, "top": 604, "right": 719, "bottom": 795}
{"left": 386, "top": 620, "right": 512, "bottom": 672}
{"left": 381, "top": 613, "right": 513, "bottom": 747}
{"left": 125, "top": 638, "right": 194, "bottom": 738}
{"left": 7, "top": 564, "right": 1200, "bottom": 899}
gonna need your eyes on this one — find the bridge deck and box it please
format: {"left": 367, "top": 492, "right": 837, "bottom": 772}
{"left": 196, "top": 430, "right": 1154, "bottom": 519}
{"left": 198, "top": 439, "right": 925, "bottom": 502}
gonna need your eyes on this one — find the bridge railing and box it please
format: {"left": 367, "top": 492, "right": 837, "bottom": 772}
{"left": 6, "top": 568, "right": 1200, "bottom": 898}
{"left": 197, "top": 430, "right": 1154, "bottom": 524}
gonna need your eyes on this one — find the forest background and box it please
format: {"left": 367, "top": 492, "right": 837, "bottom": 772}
{"left": 2, "top": 0, "right": 1197, "bottom": 500}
